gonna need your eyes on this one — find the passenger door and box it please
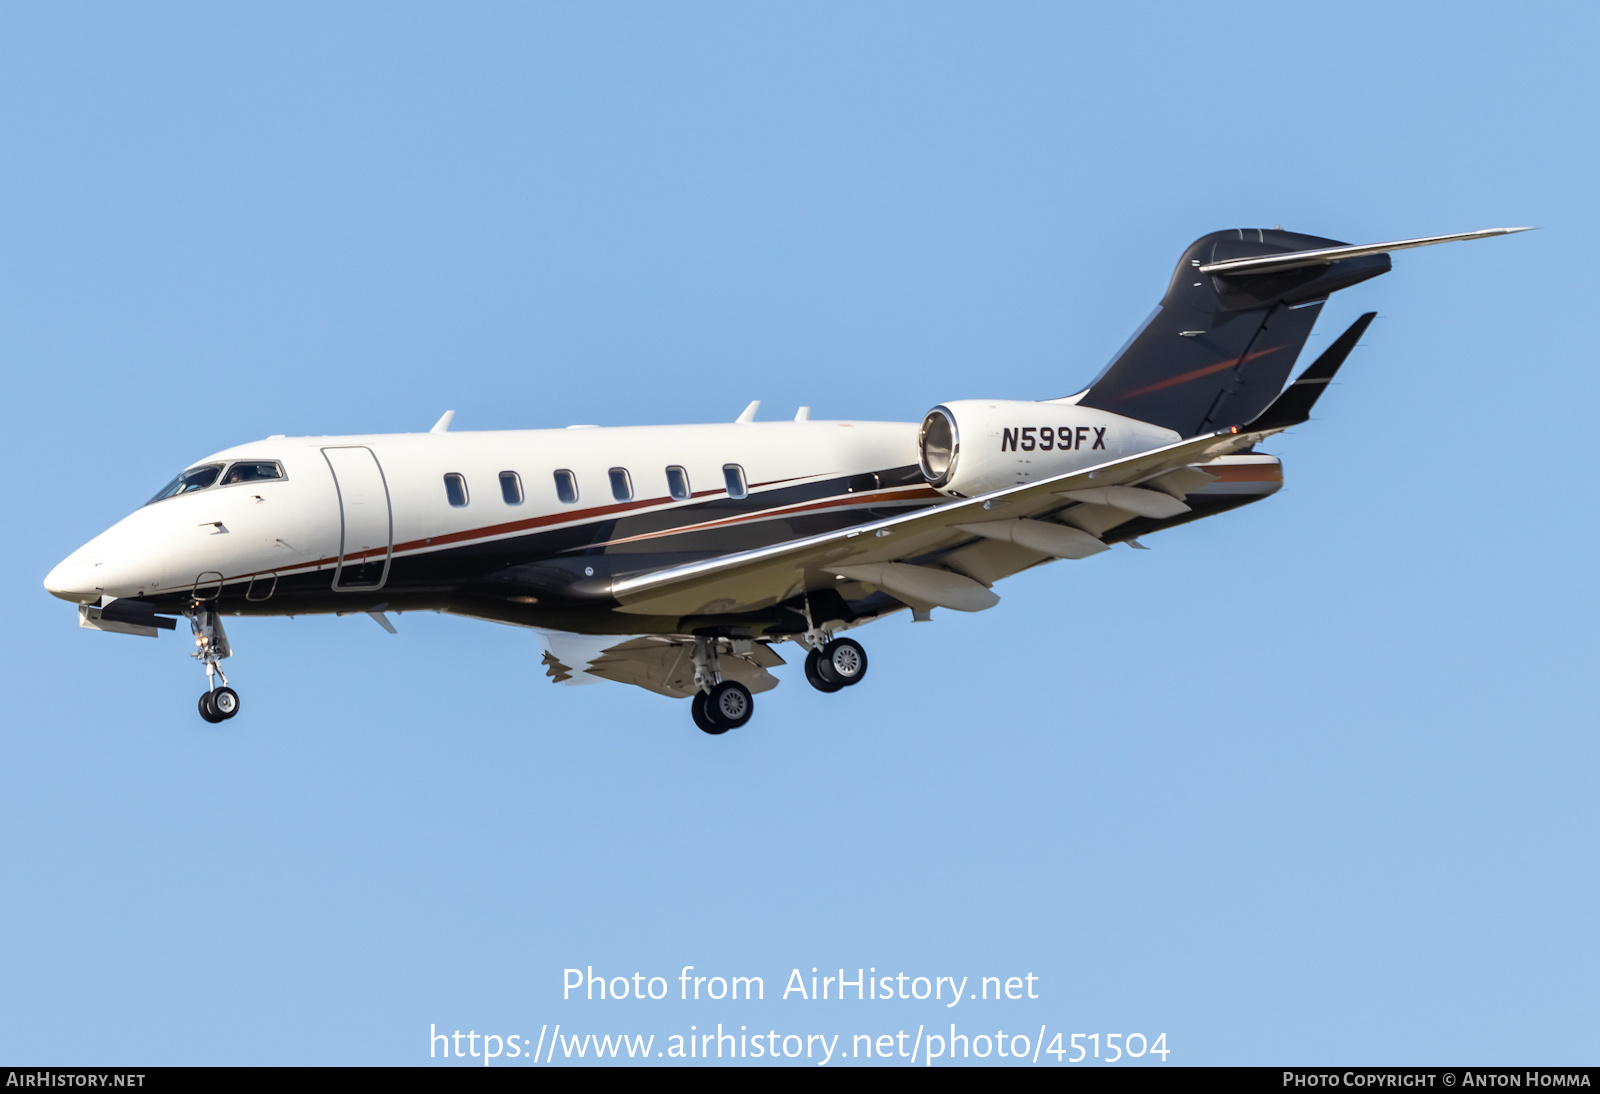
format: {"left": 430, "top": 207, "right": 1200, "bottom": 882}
{"left": 322, "top": 447, "right": 393, "bottom": 591}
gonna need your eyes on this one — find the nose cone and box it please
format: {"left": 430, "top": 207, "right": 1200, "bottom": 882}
{"left": 44, "top": 553, "right": 101, "bottom": 603}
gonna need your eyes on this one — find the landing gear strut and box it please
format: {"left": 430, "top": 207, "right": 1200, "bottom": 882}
{"left": 689, "top": 637, "right": 755, "bottom": 734}
{"left": 187, "top": 606, "right": 240, "bottom": 724}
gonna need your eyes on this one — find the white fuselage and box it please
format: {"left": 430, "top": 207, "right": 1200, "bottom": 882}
{"left": 44, "top": 403, "right": 1187, "bottom": 635}
{"left": 46, "top": 419, "right": 923, "bottom": 605}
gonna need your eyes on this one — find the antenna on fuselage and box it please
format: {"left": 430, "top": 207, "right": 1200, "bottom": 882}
{"left": 735, "top": 401, "right": 760, "bottom": 424}
{"left": 430, "top": 410, "right": 455, "bottom": 433}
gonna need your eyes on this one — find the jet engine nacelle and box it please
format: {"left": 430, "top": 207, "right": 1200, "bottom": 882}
{"left": 916, "top": 399, "right": 1180, "bottom": 498}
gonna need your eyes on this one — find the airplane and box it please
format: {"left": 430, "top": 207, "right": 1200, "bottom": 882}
{"left": 44, "top": 226, "right": 1529, "bottom": 733}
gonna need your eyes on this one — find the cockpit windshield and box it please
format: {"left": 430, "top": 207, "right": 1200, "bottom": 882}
{"left": 222, "top": 461, "right": 285, "bottom": 485}
{"left": 145, "top": 460, "right": 286, "bottom": 505}
{"left": 145, "top": 464, "right": 224, "bottom": 505}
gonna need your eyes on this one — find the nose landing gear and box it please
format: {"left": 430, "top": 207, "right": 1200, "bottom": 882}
{"left": 187, "top": 607, "right": 240, "bottom": 724}
{"left": 198, "top": 686, "right": 241, "bottom": 724}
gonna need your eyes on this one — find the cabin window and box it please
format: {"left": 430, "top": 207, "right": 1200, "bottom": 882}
{"left": 609, "top": 467, "right": 633, "bottom": 502}
{"left": 499, "top": 471, "right": 524, "bottom": 505}
{"left": 145, "top": 464, "right": 224, "bottom": 505}
{"left": 666, "top": 465, "right": 690, "bottom": 501}
{"left": 221, "top": 461, "right": 285, "bottom": 485}
{"left": 723, "top": 464, "right": 748, "bottom": 499}
{"left": 443, "top": 473, "right": 469, "bottom": 507}
{"left": 553, "top": 469, "right": 579, "bottom": 504}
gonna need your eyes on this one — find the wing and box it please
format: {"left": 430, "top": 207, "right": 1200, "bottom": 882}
{"left": 537, "top": 629, "right": 622, "bottom": 686}
{"left": 537, "top": 630, "right": 783, "bottom": 698}
{"left": 608, "top": 427, "right": 1263, "bottom": 619}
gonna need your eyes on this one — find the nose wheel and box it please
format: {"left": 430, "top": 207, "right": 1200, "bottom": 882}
{"left": 199, "top": 686, "right": 241, "bottom": 723}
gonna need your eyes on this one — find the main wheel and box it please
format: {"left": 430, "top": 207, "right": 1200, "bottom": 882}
{"left": 198, "top": 691, "right": 224, "bottom": 724}
{"left": 691, "top": 691, "right": 727, "bottom": 735}
{"left": 211, "top": 687, "right": 241, "bottom": 719}
{"left": 804, "top": 648, "right": 844, "bottom": 693}
{"left": 816, "top": 638, "right": 868, "bottom": 687}
{"left": 706, "top": 680, "right": 754, "bottom": 730}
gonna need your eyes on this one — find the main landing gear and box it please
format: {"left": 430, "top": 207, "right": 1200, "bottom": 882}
{"left": 682, "top": 632, "right": 868, "bottom": 734}
{"left": 187, "top": 607, "right": 241, "bottom": 724}
{"left": 804, "top": 637, "right": 869, "bottom": 693}
{"left": 688, "top": 637, "right": 755, "bottom": 735}
{"left": 691, "top": 681, "right": 754, "bottom": 735}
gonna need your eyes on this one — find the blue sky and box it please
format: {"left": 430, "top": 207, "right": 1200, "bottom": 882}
{"left": 2, "top": 1, "right": 1595, "bottom": 1066}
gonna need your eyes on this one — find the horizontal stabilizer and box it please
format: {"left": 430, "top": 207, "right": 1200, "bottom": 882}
{"left": 1247, "top": 312, "right": 1376, "bottom": 433}
{"left": 1198, "top": 227, "right": 1532, "bottom": 278}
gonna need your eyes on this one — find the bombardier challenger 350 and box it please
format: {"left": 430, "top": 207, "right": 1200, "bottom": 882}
{"left": 45, "top": 226, "right": 1528, "bottom": 732}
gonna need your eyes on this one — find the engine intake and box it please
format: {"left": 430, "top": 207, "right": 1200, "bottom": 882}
{"left": 916, "top": 407, "right": 959, "bottom": 487}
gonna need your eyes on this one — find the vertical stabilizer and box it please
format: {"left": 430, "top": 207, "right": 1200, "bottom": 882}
{"left": 1077, "top": 229, "right": 1390, "bottom": 436}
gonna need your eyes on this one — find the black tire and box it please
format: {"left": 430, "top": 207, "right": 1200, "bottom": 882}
{"left": 707, "top": 680, "right": 754, "bottom": 730}
{"left": 211, "top": 687, "right": 241, "bottom": 720}
{"left": 805, "top": 648, "right": 844, "bottom": 693}
{"left": 817, "top": 638, "right": 868, "bottom": 687}
{"left": 691, "top": 691, "right": 727, "bottom": 735}
{"left": 198, "top": 691, "right": 224, "bottom": 724}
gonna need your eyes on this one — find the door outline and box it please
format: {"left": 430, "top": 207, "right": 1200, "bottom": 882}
{"left": 322, "top": 446, "right": 394, "bottom": 592}
{"left": 245, "top": 573, "right": 278, "bottom": 602}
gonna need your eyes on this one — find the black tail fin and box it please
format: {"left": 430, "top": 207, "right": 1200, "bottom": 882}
{"left": 1247, "top": 311, "right": 1375, "bottom": 433}
{"left": 1077, "top": 229, "right": 1390, "bottom": 437}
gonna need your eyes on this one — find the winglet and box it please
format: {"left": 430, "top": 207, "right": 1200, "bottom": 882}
{"left": 736, "top": 400, "right": 760, "bottom": 424}
{"left": 1246, "top": 312, "right": 1376, "bottom": 433}
{"left": 430, "top": 410, "right": 455, "bottom": 433}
